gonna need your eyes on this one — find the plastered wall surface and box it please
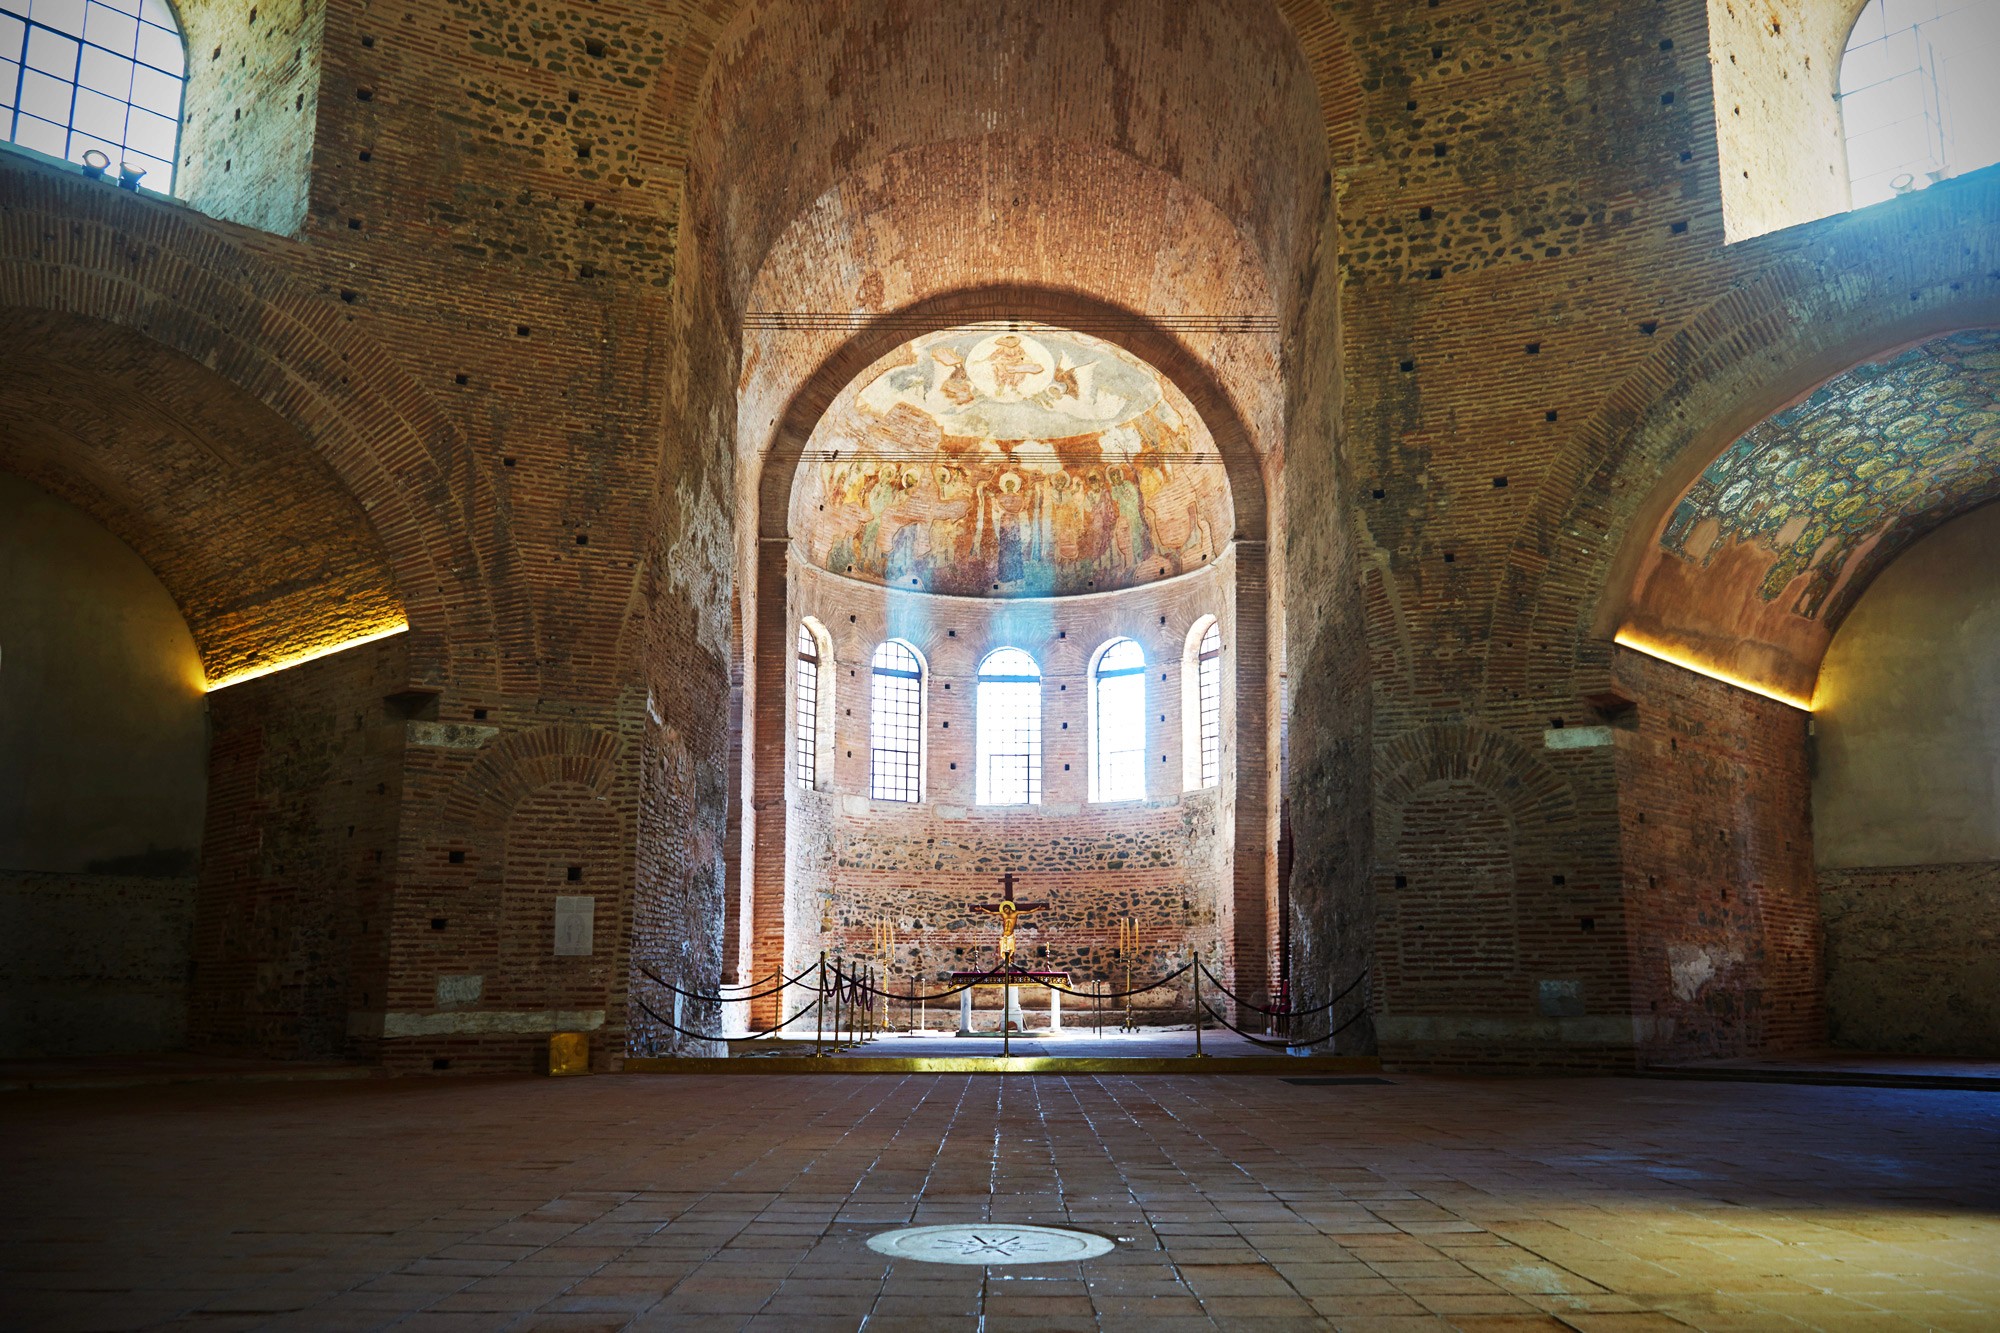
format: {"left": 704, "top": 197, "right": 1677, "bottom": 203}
{"left": 0, "top": 475, "right": 208, "bottom": 873}
{"left": 1812, "top": 501, "right": 2000, "bottom": 1056}
{"left": 1813, "top": 501, "right": 2000, "bottom": 869}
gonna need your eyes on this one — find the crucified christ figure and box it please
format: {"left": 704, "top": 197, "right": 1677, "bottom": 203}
{"left": 972, "top": 871, "right": 1047, "bottom": 965}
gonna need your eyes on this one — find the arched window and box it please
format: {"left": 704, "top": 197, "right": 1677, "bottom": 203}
{"left": 1183, "top": 618, "right": 1222, "bottom": 791}
{"left": 1090, "top": 637, "right": 1147, "bottom": 802}
{"left": 976, "top": 647, "right": 1041, "bottom": 806}
{"left": 795, "top": 621, "right": 830, "bottom": 790}
{"left": 1838, "top": 0, "right": 2000, "bottom": 209}
{"left": 2, "top": 0, "right": 186, "bottom": 191}
{"left": 869, "top": 639, "right": 924, "bottom": 802}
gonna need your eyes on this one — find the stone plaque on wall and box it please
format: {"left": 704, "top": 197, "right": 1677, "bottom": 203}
{"left": 553, "top": 895, "right": 595, "bottom": 956}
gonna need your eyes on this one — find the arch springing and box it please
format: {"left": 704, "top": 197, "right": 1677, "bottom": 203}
{"left": 869, "top": 639, "right": 924, "bottom": 802}
{"left": 1, "top": 0, "right": 184, "bottom": 191}
{"left": 1091, "top": 637, "right": 1147, "bottom": 802}
{"left": 976, "top": 647, "right": 1041, "bottom": 806}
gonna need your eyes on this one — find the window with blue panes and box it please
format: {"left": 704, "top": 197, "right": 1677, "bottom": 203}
{"left": 1, "top": 0, "right": 185, "bottom": 191}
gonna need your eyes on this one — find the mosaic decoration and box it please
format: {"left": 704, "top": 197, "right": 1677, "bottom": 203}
{"left": 794, "top": 325, "right": 1232, "bottom": 597}
{"left": 1658, "top": 330, "right": 2000, "bottom": 628}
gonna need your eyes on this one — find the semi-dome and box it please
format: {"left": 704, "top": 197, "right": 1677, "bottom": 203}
{"left": 791, "top": 323, "right": 1233, "bottom": 597}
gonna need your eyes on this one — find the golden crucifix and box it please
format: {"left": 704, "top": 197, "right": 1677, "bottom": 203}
{"left": 971, "top": 871, "right": 1047, "bottom": 963}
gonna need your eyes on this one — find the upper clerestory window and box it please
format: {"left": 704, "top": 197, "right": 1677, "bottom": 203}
{"left": 1708, "top": 0, "right": 2000, "bottom": 242}
{"left": 0, "top": 0, "right": 185, "bottom": 193}
{"left": 1837, "top": 0, "right": 2000, "bottom": 209}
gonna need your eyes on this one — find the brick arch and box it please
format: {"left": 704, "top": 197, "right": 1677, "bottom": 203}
{"left": 653, "top": 0, "right": 1358, "bottom": 302}
{"left": 0, "top": 168, "right": 529, "bottom": 692}
{"left": 0, "top": 306, "right": 407, "bottom": 685}
{"left": 1374, "top": 724, "right": 1580, "bottom": 851}
{"left": 445, "top": 726, "right": 626, "bottom": 826}
{"left": 1485, "top": 178, "right": 2000, "bottom": 705}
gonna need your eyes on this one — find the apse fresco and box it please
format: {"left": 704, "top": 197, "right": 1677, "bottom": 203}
{"left": 1625, "top": 329, "right": 2000, "bottom": 699}
{"left": 793, "top": 325, "right": 1232, "bottom": 597}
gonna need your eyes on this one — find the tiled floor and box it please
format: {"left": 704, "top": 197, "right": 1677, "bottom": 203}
{"left": 5, "top": 1071, "right": 1997, "bottom": 1331}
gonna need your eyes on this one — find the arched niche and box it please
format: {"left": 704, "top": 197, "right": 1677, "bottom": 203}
{"left": 1611, "top": 327, "right": 2000, "bottom": 706}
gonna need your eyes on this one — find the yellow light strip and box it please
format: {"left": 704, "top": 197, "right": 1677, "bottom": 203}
{"left": 205, "top": 622, "right": 410, "bottom": 693}
{"left": 1613, "top": 630, "right": 1814, "bottom": 712}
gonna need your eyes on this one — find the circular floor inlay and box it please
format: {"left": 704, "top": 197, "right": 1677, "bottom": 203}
{"left": 866, "top": 1223, "right": 1115, "bottom": 1265}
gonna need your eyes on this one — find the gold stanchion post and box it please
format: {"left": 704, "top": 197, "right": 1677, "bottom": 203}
{"left": 814, "top": 950, "right": 827, "bottom": 1058}
{"left": 1118, "top": 916, "right": 1138, "bottom": 1032}
{"left": 1192, "top": 956, "right": 1208, "bottom": 1056}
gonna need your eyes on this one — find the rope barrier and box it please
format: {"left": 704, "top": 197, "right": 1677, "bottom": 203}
{"left": 1018, "top": 961, "right": 1193, "bottom": 1001}
{"left": 633, "top": 961, "right": 815, "bottom": 1007}
{"left": 634, "top": 956, "right": 1366, "bottom": 1043}
{"left": 1196, "top": 960, "right": 1370, "bottom": 1018}
{"left": 854, "top": 960, "right": 1195, "bottom": 1004}
{"left": 1194, "top": 994, "right": 1371, "bottom": 1050}
{"left": 633, "top": 994, "right": 822, "bottom": 1045}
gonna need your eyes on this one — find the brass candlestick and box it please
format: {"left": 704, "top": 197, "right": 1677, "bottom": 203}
{"left": 875, "top": 920, "right": 894, "bottom": 1032}
{"left": 1117, "top": 915, "right": 1138, "bottom": 1033}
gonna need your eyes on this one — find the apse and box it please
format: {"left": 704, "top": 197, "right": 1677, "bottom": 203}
{"left": 776, "top": 322, "right": 1242, "bottom": 1024}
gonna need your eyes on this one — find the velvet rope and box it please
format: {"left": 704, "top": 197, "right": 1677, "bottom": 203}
{"left": 633, "top": 994, "right": 821, "bottom": 1044}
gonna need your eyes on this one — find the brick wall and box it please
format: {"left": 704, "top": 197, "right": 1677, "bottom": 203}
{"left": 192, "top": 634, "right": 406, "bottom": 1060}
{"left": 5, "top": 0, "right": 1995, "bottom": 1072}
{"left": 176, "top": 0, "right": 323, "bottom": 234}
{"left": 1615, "top": 647, "right": 1822, "bottom": 1063}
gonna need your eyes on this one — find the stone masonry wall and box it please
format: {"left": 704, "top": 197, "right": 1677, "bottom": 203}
{"left": 1820, "top": 862, "right": 2000, "bottom": 1057}
{"left": 0, "top": 872, "right": 195, "bottom": 1056}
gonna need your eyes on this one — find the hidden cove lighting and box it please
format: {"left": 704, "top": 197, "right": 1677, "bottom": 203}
{"left": 1613, "top": 630, "right": 1813, "bottom": 713}
{"left": 204, "top": 622, "right": 411, "bottom": 693}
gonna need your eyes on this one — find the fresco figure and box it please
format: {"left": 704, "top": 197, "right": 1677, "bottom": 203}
{"left": 800, "top": 324, "right": 1234, "bottom": 596}
{"left": 979, "top": 335, "right": 1044, "bottom": 397}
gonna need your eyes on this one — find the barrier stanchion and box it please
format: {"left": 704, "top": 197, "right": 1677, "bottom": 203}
{"left": 1002, "top": 971, "right": 1011, "bottom": 1057}
{"left": 1192, "top": 960, "right": 1207, "bottom": 1058}
{"left": 814, "top": 951, "right": 827, "bottom": 1058}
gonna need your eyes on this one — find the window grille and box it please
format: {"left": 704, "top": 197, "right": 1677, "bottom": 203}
{"left": 870, "top": 640, "right": 923, "bottom": 802}
{"left": 1838, "top": 0, "right": 2000, "bottom": 209}
{"left": 795, "top": 625, "right": 820, "bottom": 789}
{"left": 977, "top": 647, "right": 1041, "bottom": 806}
{"left": 2, "top": 0, "right": 185, "bottom": 191}
{"left": 1197, "top": 621, "right": 1222, "bottom": 789}
{"left": 1092, "top": 637, "right": 1147, "bottom": 802}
